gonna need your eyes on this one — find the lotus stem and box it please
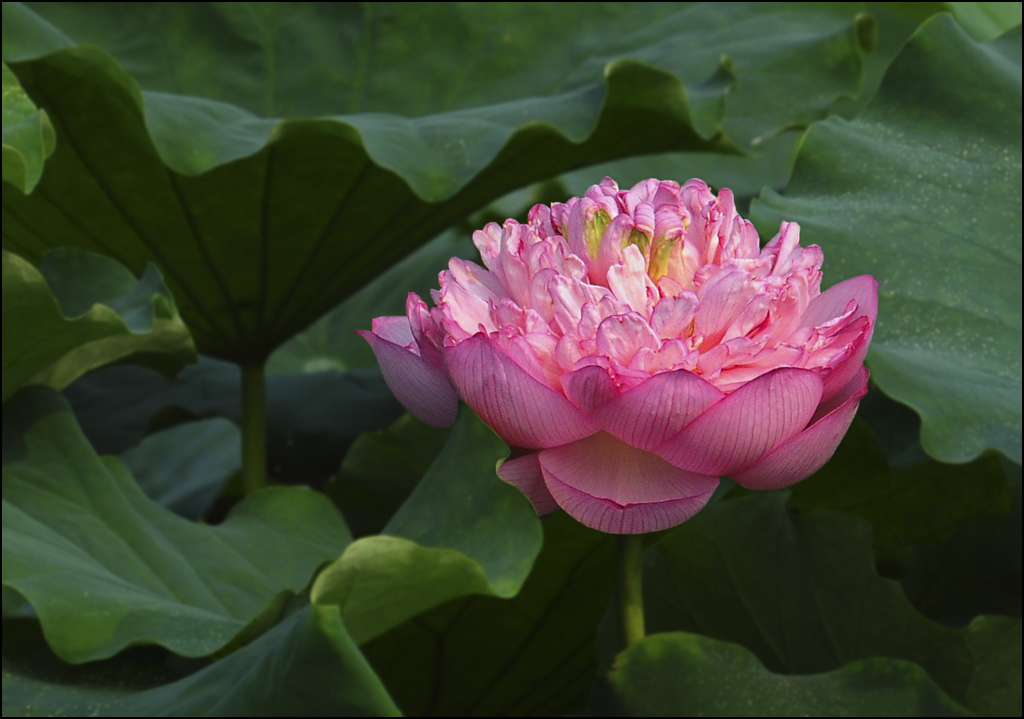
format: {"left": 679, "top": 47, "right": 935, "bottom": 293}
{"left": 241, "top": 361, "right": 269, "bottom": 495}
{"left": 617, "top": 534, "right": 646, "bottom": 649}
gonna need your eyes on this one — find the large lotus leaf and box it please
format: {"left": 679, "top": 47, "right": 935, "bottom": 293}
{"left": 591, "top": 633, "right": 973, "bottom": 717}
{"left": 63, "top": 358, "right": 403, "bottom": 485}
{"left": 120, "top": 418, "right": 240, "bottom": 521}
{"left": 269, "top": 227, "right": 477, "bottom": 375}
{"left": 1, "top": 3, "right": 874, "bottom": 361}
{"left": 752, "top": 17, "right": 1023, "bottom": 463}
{"left": 2, "top": 61, "right": 54, "bottom": 193}
{"left": 363, "top": 512, "right": 617, "bottom": 717}
{"left": 2, "top": 249, "right": 195, "bottom": 405}
{"left": 883, "top": 3, "right": 1023, "bottom": 41}
{"left": 1, "top": 606, "right": 401, "bottom": 717}
{"left": 327, "top": 414, "right": 448, "bottom": 538}
{"left": 644, "top": 492, "right": 1022, "bottom": 716}
{"left": 312, "top": 408, "right": 542, "bottom": 645}
{"left": 788, "top": 420, "right": 1010, "bottom": 555}
{"left": 898, "top": 485, "right": 1022, "bottom": 628}
{"left": 1, "top": 387, "right": 352, "bottom": 664}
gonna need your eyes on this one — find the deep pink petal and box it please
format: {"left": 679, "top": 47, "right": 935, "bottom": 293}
{"left": 497, "top": 452, "right": 559, "bottom": 515}
{"left": 444, "top": 334, "right": 597, "bottom": 449}
{"left": 802, "top": 275, "right": 878, "bottom": 400}
{"left": 356, "top": 329, "right": 458, "bottom": 428}
{"left": 732, "top": 367, "right": 869, "bottom": 489}
{"left": 595, "top": 370, "right": 724, "bottom": 452}
{"left": 561, "top": 364, "right": 619, "bottom": 413}
{"left": 658, "top": 368, "right": 824, "bottom": 475}
{"left": 540, "top": 432, "right": 719, "bottom": 534}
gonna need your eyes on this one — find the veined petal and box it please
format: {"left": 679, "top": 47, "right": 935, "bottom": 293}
{"left": 356, "top": 328, "right": 458, "bottom": 428}
{"left": 658, "top": 367, "right": 824, "bottom": 474}
{"left": 595, "top": 369, "right": 724, "bottom": 451}
{"left": 801, "top": 275, "right": 879, "bottom": 400}
{"left": 445, "top": 334, "right": 596, "bottom": 449}
{"left": 497, "top": 452, "right": 559, "bottom": 515}
{"left": 540, "top": 432, "right": 719, "bottom": 534}
{"left": 561, "top": 364, "right": 619, "bottom": 413}
{"left": 732, "top": 367, "right": 869, "bottom": 489}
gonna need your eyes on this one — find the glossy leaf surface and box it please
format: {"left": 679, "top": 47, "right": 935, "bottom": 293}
{"left": 753, "top": 16, "right": 1023, "bottom": 463}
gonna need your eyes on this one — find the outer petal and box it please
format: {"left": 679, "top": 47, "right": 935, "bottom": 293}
{"left": 595, "top": 370, "right": 724, "bottom": 452}
{"left": 801, "top": 275, "right": 878, "bottom": 400}
{"left": 561, "top": 364, "right": 619, "bottom": 413}
{"left": 658, "top": 368, "right": 824, "bottom": 475}
{"left": 497, "top": 452, "right": 559, "bottom": 515}
{"left": 444, "top": 334, "right": 597, "bottom": 449}
{"left": 356, "top": 324, "right": 458, "bottom": 428}
{"left": 540, "top": 432, "right": 719, "bottom": 534}
{"left": 732, "top": 367, "right": 869, "bottom": 490}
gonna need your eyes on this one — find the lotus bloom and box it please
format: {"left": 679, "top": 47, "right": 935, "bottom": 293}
{"left": 359, "top": 178, "right": 877, "bottom": 534}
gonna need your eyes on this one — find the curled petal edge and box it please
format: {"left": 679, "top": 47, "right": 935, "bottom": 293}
{"left": 356, "top": 327, "right": 458, "bottom": 428}
{"left": 497, "top": 452, "right": 559, "bottom": 516}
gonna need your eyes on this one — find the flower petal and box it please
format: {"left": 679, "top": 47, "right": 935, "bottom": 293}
{"left": 731, "top": 367, "right": 869, "bottom": 489}
{"left": 444, "top": 334, "right": 596, "bottom": 449}
{"left": 801, "top": 275, "right": 878, "bottom": 400}
{"left": 356, "top": 327, "right": 458, "bottom": 428}
{"left": 497, "top": 452, "right": 558, "bottom": 515}
{"left": 658, "top": 367, "right": 824, "bottom": 475}
{"left": 540, "top": 432, "right": 719, "bottom": 534}
{"left": 561, "top": 364, "right": 619, "bottom": 413}
{"left": 595, "top": 370, "right": 724, "bottom": 452}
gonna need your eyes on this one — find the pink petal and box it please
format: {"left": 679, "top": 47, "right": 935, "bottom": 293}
{"left": 539, "top": 432, "right": 719, "bottom": 534}
{"left": 801, "top": 275, "right": 878, "bottom": 400}
{"left": 444, "top": 334, "right": 597, "bottom": 449}
{"left": 356, "top": 328, "right": 458, "bottom": 428}
{"left": 497, "top": 452, "right": 559, "bottom": 515}
{"left": 561, "top": 364, "right": 619, "bottom": 413}
{"left": 595, "top": 370, "right": 724, "bottom": 452}
{"left": 370, "top": 315, "right": 415, "bottom": 347}
{"left": 658, "top": 368, "right": 824, "bottom": 475}
{"left": 731, "top": 367, "right": 869, "bottom": 489}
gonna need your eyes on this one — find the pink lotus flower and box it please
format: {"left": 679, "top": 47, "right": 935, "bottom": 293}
{"left": 359, "top": 178, "right": 877, "bottom": 534}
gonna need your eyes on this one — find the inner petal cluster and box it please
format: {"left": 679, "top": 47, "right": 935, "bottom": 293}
{"left": 426, "top": 177, "right": 868, "bottom": 395}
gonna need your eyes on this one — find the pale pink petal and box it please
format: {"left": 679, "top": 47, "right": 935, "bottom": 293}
{"left": 539, "top": 432, "right": 719, "bottom": 534}
{"left": 595, "top": 313, "right": 660, "bottom": 366}
{"left": 695, "top": 267, "right": 758, "bottom": 349}
{"left": 658, "top": 367, "right": 824, "bottom": 474}
{"left": 607, "top": 244, "right": 656, "bottom": 314}
{"left": 370, "top": 315, "right": 415, "bottom": 348}
{"left": 497, "top": 452, "right": 559, "bottom": 515}
{"left": 444, "top": 334, "right": 596, "bottom": 449}
{"left": 595, "top": 370, "right": 724, "bottom": 452}
{"left": 561, "top": 364, "right": 619, "bottom": 413}
{"left": 801, "top": 275, "right": 879, "bottom": 400}
{"left": 731, "top": 367, "right": 869, "bottom": 489}
{"left": 356, "top": 328, "right": 458, "bottom": 428}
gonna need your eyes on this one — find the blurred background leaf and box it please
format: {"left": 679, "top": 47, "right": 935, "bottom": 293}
{"left": 2, "top": 249, "right": 195, "bottom": 404}
{"left": 2, "top": 387, "right": 351, "bottom": 663}
{"left": 2, "top": 61, "right": 54, "bottom": 193}
{"left": 752, "top": 16, "right": 1022, "bottom": 464}
{"left": 1, "top": 606, "right": 401, "bottom": 718}
{"left": 591, "top": 633, "right": 973, "bottom": 717}
{"left": 642, "top": 493, "right": 1021, "bottom": 716}
{"left": 363, "top": 513, "right": 617, "bottom": 717}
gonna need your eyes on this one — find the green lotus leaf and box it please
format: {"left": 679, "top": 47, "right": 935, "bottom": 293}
{"left": 363, "top": 512, "right": 617, "bottom": 717}
{"left": 752, "top": 16, "right": 1022, "bottom": 463}
{"left": 2, "top": 61, "right": 54, "bottom": 193}
{"left": 313, "top": 407, "right": 542, "bottom": 645}
{"left": 591, "top": 633, "right": 973, "bottom": 717}
{"left": 1, "top": 387, "right": 352, "bottom": 663}
{"left": 644, "top": 492, "right": 1022, "bottom": 716}
{"left": 789, "top": 420, "right": 1011, "bottom": 555}
{"left": 2, "top": 2, "right": 874, "bottom": 361}
{"left": 2, "top": 248, "right": 196, "bottom": 405}
{"left": 1, "top": 606, "right": 401, "bottom": 717}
